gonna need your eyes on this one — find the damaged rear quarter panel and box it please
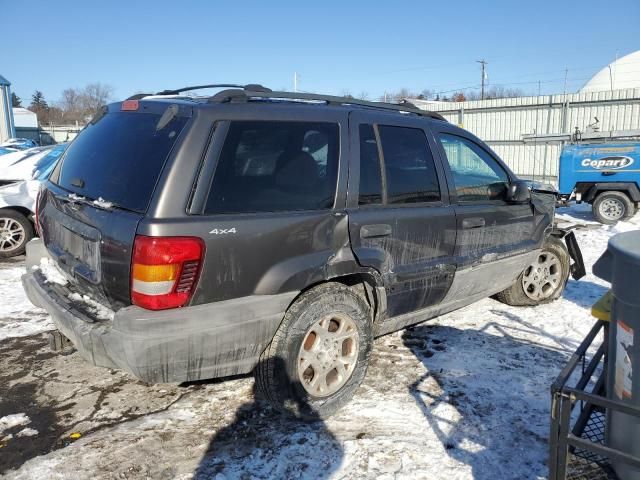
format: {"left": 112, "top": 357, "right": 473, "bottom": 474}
{"left": 138, "top": 210, "right": 357, "bottom": 305}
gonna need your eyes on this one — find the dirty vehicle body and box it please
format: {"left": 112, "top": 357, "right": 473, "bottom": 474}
{"left": 558, "top": 142, "right": 640, "bottom": 224}
{"left": 22, "top": 86, "right": 584, "bottom": 417}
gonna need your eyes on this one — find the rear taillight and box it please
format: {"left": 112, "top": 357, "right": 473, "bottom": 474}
{"left": 131, "top": 236, "right": 205, "bottom": 310}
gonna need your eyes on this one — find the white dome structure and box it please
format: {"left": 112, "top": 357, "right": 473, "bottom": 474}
{"left": 580, "top": 50, "right": 640, "bottom": 93}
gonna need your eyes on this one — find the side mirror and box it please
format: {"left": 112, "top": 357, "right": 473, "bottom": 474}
{"left": 506, "top": 180, "right": 531, "bottom": 204}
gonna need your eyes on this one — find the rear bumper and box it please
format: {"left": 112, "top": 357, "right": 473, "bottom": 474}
{"left": 22, "top": 266, "right": 296, "bottom": 383}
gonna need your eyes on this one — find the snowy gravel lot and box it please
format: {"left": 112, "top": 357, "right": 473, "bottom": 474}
{"left": 0, "top": 205, "right": 638, "bottom": 480}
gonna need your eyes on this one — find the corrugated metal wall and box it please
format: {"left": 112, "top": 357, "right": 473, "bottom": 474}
{"left": 414, "top": 88, "right": 640, "bottom": 184}
{"left": 0, "top": 84, "right": 15, "bottom": 143}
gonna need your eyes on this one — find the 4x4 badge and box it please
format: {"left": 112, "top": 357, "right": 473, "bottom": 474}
{"left": 209, "top": 228, "right": 237, "bottom": 235}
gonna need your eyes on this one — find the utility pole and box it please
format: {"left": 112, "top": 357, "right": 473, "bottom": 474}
{"left": 563, "top": 68, "right": 568, "bottom": 95}
{"left": 477, "top": 59, "right": 488, "bottom": 100}
{"left": 293, "top": 72, "right": 298, "bottom": 92}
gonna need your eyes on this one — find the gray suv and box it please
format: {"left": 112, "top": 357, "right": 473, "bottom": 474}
{"left": 22, "top": 85, "right": 584, "bottom": 418}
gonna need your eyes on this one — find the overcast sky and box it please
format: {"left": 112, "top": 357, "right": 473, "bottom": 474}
{"left": 4, "top": 0, "right": 639, "bottom": 103}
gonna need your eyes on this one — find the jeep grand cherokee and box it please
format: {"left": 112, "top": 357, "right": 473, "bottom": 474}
{"left": 22, "top": 84, "right": 584, "bottom": 418}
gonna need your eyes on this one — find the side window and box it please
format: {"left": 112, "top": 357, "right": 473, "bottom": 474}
{"left": 438, "top": 133, "right": 509, "bottom": 202}
{"left": 378, "top": 125, "right": 440, "bottom": 204}
{"left": 358, "top": 124, "right": 383, "bottom": 205}
{"left": 205, "top": 121, "right": 339, "bottom": 214}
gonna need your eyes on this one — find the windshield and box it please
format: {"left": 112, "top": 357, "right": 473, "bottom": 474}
{"left": 52, "top": 110, "right": 189, "bottom": 212}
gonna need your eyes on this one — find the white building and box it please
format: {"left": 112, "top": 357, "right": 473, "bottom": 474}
{"left": 580, "top": 50, "right": 640, "bottom": 93}
{"left": 12, "top": 107, "right": 38, "bottom": 128}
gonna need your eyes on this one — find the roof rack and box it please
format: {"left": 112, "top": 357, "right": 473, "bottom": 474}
{"left": 209, "top": 88, "right": 446, "bottom": 121}
{"left": 126, "top": 83, "right": 272, "bottom": 100}
{"left": 126, "top": 83, "right": 446, "bottom": 121}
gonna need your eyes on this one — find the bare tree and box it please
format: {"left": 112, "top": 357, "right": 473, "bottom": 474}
{"left": 380, "top": 88, "right": 433, "bottom": 102}
{"left": 464, "top": 86, "right": 524, "bottom": 101}
{"left": 60, "top": 88, "right": 84, "bottom": 122}
{"left": 81, "top": 83, "right": 114, "bottom": 115}
{"left": 417, "top": 89, "right": 434, "bottom": 100}
{"left": 56, "top": 83, "right": 115, "bottom": 124}
{"left": 356, "top": 91, "right": 369, "bottom": 101}
{"left": 340, "top": 89, "right": 354, "bottom": 99}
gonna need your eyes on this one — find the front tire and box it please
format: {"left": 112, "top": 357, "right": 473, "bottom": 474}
{"left": 0, "top": 209, "right": 34, "bottom": 258}
{"left": 255, "top": 283, "right": 373, "bottom": 420}
{"left": 592, "top": 191, "right": 634, "bottom": 224}
{"left": 494, "top": 237, "right": 570, "bottom": 307}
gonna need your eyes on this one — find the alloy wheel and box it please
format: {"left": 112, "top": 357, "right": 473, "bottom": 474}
{"left": 297, "top": 313, "right": 360, "bottom": 397}
{"left": 522, "top": 251, "right": 563, "bottom": 300}
{"left": 0, "top": 218, "right": 26, "bottom": 253}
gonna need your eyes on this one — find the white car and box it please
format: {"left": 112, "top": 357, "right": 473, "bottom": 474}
{"left": 0, "top": 144, "right": 66, "bottom": 258}
{"left": 0, "top": 138, "right": 39, "bottom": 150}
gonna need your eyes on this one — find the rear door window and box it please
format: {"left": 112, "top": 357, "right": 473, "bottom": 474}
{"left": 205, "top": 121, "right": 339, "bottom": 214}
{"left": 378, "top": 125, "right": 441, "bottom": 204}
{"left": 53, "top": 110, "right": 188, "bottom": 212}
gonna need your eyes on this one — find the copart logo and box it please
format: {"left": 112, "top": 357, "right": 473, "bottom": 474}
{"left": 581, "top": 156, "right": 634, "bottom": 170}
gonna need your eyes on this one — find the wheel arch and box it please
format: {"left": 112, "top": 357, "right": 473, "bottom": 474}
{"left": 0, "top": 206, "right": 34, "bottom": 222}
{"left": 582, "top": 182, "right": 640, "bottom": 203}
{"left": 283, "top": 269, "right": 387, "bottom": 326}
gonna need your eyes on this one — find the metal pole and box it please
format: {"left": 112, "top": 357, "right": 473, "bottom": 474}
{"left": 293, "top": 72, "right": 298, "bottom": 93}
{"left": 477, "top": 60, "right": 487, "bottom": 100}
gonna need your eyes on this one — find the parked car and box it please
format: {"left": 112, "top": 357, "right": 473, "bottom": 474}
{"left": 0, "top": 138, "right": 39, "bottom": 150}
{"left": 0, "top": 144, "right": 66, "bottom": 257}
{"left": 21, "top": 86, "right": 584, "bottom": 418}
{"left": 0, "top": 146, "right": 17, "bottom": 156}
{"left": 558, "top": 142, "right": 640, "bottom": 224}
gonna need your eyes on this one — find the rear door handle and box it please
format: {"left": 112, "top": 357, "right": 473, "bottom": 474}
{"left": 602, "top": 171, "right": 617, "bottom": 176}
{"left": 461, "top": 217, "right": 485, "bottom": 229}
{"left": 361, "top": 224, "right": 392, "bottom": 238}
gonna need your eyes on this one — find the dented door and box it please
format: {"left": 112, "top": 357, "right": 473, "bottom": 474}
{"left": 346, "top": 112, "right": 457, "bottom": 318}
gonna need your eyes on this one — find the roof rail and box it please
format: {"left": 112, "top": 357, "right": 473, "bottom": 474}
{"left": 209, "top": 88, "right": 446, "bottom": 121}
{"left": 125, "top": 83, "right": 446, "bottom": 121}
{"left": 126, "top": 84, "right": 272, "bottom": 100}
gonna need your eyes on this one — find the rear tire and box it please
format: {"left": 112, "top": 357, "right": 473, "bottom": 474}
{"left": 592, "top": 191, "right": 634, "bottom": 224}
{"left": 0, "top": 209, "right": 34, "bottom": 258}
{"left": 255, "top": 283, "right": 373, "bottom": 420}
{"left": 494, "top": 237, "right": 570, "bottom": 307}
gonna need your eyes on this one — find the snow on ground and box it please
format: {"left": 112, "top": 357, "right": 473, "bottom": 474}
{"left": 0, "top": 259, "right": 51, "bottom": 340}
{"left": 0, "top": 205, "right": 638, "bottom": 479}
{"left": 0, "top": 413, "right": 31, "bottom": 434}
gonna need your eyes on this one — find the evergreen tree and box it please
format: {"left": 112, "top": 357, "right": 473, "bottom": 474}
{"left": 30, "top": 90, "right": 48, "bottom": 111}
{"left": 11, "top": 92, "right": 22, "bottom": 107}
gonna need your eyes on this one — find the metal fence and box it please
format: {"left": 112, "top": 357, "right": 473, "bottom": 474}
{"left": 413, "top": 88, "right": 640, "bottom": 185}
{"left": 15, "top": 125, "right": 81, "bottom": 145}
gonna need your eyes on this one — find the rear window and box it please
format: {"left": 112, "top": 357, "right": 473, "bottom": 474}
{"left": 53, "top": 111, "right": 188, "bottom": 212}
{"left": 204, "top": 121, "right": 339, "bottom": 214}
